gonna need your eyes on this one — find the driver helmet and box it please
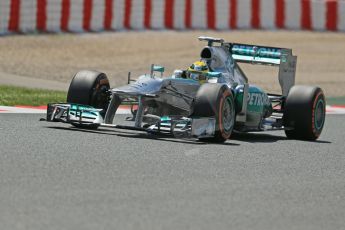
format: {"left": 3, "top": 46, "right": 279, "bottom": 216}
{"left": 188, "top": 61, "right": 209, "bottom": 83}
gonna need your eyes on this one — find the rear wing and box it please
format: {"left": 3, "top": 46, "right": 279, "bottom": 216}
{"left": 229, "top": 43, "right": 297, "bottom": 97}
{"left": 198, "top": 37, "right": 297, "bottom": 97}
{"left": 230, "top": 43, "right": 283, "bottom": 66}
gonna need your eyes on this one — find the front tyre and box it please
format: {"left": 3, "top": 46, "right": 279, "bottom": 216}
{"left": 67, "top": 70, "right": 110, "bottom": 129}
{"left": 192, "top": 84, "right": 235, "bottom": 143}
{"left": 283, "top": 85, "right": 326, "bottom": 140}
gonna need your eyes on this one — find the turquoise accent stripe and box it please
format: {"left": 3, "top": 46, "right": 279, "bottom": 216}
{"left": 232, "top": 55, "right": 280, "bottom": 65}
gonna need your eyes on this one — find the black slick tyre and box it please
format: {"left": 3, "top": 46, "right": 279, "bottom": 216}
{"left": 192, "top": 83, "right": 235, "bottom": 143}
{"left": 283, "top": 85, "right": 326, "bottom": 140}
{"left": 67, "top": 70, "right": 110, "bottom": 129}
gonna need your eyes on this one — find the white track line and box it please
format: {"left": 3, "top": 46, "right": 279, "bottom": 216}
{"left": 0, "top": 106, "right": 47, "bottom": 114}
{"left": 325, "top": 105, "right": 345, "bottom": 115}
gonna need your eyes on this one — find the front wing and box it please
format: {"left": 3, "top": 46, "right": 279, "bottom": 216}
{"left": 44, "top": 103, "right": 216, "bottom": 139}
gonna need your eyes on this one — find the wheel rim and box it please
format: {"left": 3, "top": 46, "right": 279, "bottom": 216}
{"left": 92, "top": 85, "right": 109, "bottom": 109}
{"left": 222, "top": 97, "right": 234, "bottom": 132}
{"left": 314, "top": 98, "right": 325, "bottom": 131}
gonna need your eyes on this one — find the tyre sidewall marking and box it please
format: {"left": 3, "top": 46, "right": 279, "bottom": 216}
{"left": 312, "top": 91, "right": 325, "bottom": 137}
{"left": 218, "top": 90, "right": 232, "bottom": 139}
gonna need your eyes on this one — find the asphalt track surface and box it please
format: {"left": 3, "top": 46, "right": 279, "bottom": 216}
{"left": 0, "top": 114, "right": 344, "bottom": 230}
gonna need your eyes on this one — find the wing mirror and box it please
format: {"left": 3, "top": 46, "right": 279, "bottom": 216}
{"left": 207, "top": 72, "right": 222, "bottom": 78}
{"left": 150, "top": 64, "right": 165, "bottom": 77}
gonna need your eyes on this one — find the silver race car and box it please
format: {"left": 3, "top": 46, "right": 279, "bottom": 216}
{"left": 45, "top": 36, "right": 326, "bottom": 142}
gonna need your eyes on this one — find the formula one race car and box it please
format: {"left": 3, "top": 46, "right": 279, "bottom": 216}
{"left": 45, "top": 36, "right": 326, "bottom": 142}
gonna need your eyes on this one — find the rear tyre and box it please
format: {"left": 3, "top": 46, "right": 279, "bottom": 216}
{"left": 192, "top": 83, "right": 235, "bottom": 143}
{"left": 283, "top": 85, "right": 326, "bottom": 140}
{"left": 67, "top": 70, "right": 110, "bottom": 129}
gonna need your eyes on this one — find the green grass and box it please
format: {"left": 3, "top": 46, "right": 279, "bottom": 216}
{"left": 0, "top": 85, "right": 66, "bottom": 106}
{"left": 326, "top": 97, "right": 345, "bottom": 106}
